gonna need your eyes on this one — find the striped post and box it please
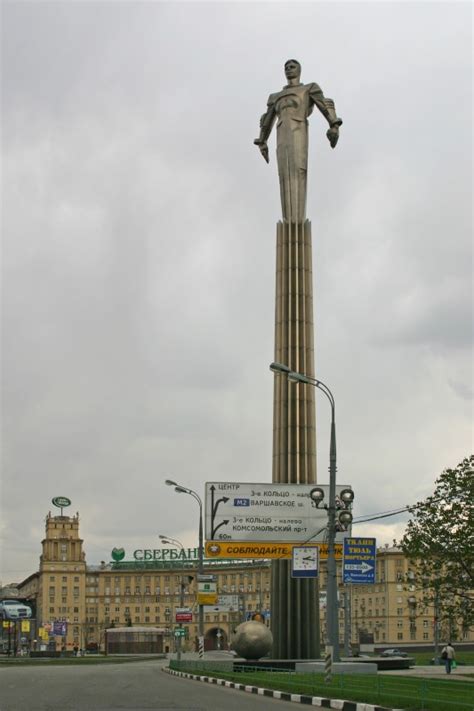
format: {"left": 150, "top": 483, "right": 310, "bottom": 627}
{"left": 324, "top": 648, "right": 332, "bottom": 683}
{"left": 198, "top": 635, "right": 204, "bottom": 658}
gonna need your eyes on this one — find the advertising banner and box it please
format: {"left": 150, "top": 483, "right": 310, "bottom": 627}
{"left": 205, "top": 482, "right": 351, "bottom": 543}
{"left": 21, "top": 621, "right": 30, "bottom": 632}
{"left": 52, "top": 621, "right": 67, "bottom": 636}
{"left": 343, "top": 537, "right": 376, "bottom": 584}
{"left": 205, "top": 540, "right": 343, "bottom": 560}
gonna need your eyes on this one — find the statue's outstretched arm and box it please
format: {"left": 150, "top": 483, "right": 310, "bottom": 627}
{"left": 309, "top": 84, "right": 343, "bottom": 148}
{"left": 254, "top": 99, "right": 276, "bottom": 163}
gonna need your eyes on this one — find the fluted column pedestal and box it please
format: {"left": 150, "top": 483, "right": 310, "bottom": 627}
{"left": 271, "top": 220, "right": 320, "bottom": 659}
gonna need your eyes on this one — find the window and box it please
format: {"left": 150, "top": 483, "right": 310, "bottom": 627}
{"left": 50, "top": 576, "right": 55, "bottom": 581}
{"left": 74, "top": 576, "right": 79, "bottom": 582}
{"left": 135, "top": 607, "right": 140, "bottom": 613}
{"left": 397, "top": 608, "right": 403, "bottom": 615}
{"left": 423, "top": 632, "right": 429, "bottom": 640}
{"left": 145, "top": 616, "right": 150, "bottom": 622}
{"left": 397, "top": 621, "right": 403, "bottom": 628}
{"left": 397, "top": 633, "right": 403, "bottom": 640}
{"left": 423, "top": 620, "right": 429, "bottom": 628}
{"left": 49, "top": 607, "right": 54, "bottom": 613}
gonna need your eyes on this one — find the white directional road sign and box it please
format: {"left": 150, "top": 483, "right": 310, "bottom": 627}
{"left": 203, "top": 594, "right": 240, "bottom": 613}
{"left": 205, "top": 482, "right": 352, "bottom": 543}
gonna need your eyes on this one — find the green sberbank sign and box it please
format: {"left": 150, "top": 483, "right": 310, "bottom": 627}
{"left": 111, "top": 547, "right": 200, "bottom": 562}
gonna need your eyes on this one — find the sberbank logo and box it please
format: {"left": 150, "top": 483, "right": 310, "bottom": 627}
{"left": 111, "top": 547, "right": 125, "bottom": 562}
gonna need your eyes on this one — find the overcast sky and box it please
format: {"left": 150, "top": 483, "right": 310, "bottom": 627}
{"left": 1, "top": 1, "right": 472, "bottom": 583}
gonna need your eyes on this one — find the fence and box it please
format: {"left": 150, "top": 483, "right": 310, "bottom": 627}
{"left": 169, "top": 661, "right": 474, "bottom": 711}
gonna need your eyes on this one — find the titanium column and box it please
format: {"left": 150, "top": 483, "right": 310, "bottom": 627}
{"left": 255, "top": 59, "right": 342, "bottom": 660}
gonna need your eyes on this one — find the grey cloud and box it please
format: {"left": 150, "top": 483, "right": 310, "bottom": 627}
{"left": 1, "top": 1, "right": 472, "bottom": 580}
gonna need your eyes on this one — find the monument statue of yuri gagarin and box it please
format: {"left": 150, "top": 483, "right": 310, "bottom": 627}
{"left": 254, "top": 59, "right": 342, "bottom": 222}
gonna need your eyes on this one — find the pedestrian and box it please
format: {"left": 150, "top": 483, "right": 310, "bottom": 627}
{"left": 441, "top": 641, "right": 455, "bottom": 674}
{"left": 73, "top": 645, "right": 79, "bottom": 657}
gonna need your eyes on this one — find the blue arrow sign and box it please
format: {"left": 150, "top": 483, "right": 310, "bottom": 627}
{"left": 343, "top": 537, "right": 376, "bottom": 584}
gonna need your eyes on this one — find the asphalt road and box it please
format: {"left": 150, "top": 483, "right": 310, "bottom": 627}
{"left": 0, "top": 659, "right": 308, "bottom": 711}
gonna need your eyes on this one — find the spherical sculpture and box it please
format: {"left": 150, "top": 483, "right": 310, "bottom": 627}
{"left": 232, "top": 620, "right": 273, "bottom": 660}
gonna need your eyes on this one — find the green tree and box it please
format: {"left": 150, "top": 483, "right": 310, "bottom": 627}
{"left": 400, "top": 455, "right": 474, "bottom": 637}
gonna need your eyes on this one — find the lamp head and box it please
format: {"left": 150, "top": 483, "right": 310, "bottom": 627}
{"left": 338, "top": 510, "right": 353, "bottom": 530}
{"left": 165, "top": 479, "right": 178, "bottom": 487}
{"left": 310, "top": 487, "right": 325, "bottom": 507}
{"left": 339, "top": 488, "right": 354, "bottom": 507}
{"left": 269, "top": 362, "right": 291, "bottom": 374}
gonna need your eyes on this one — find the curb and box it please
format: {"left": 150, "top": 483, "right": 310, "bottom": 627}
{"left": 163, "top": 667, "right": 404, "bottom": 711}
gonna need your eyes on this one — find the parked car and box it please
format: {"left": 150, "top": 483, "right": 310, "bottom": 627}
{"left": 0, "top": 599, "right": 32, "bottom": 620}
{"left": 380, "top": 648, "right": 408, "bottom": 657}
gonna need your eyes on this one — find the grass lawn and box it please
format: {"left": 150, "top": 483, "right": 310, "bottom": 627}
{"left": 171, "top": 664, "right": 474, "bottom": 711}
{"left": 410, "top": 650, "right": 474, "bottom": 666}
{"left": 0, "top": 655, "right": 161, "bottom": 666}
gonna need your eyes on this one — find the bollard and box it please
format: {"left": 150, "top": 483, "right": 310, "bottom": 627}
{"left": 324, "top": 649, "right": 332, "bottom": 683}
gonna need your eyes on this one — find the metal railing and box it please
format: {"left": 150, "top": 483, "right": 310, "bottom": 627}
{"left": 169, "top": 661, "right": 474, "bottom": 711}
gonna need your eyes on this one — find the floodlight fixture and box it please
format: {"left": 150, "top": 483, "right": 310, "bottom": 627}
{"left": 310, "top": 487, "right": 325, "bottom": 507}
{"left": 338, "top": 510, "right": 353, "bottom": 529}
{"left": 339, "top": 488, "right": 354, "bottom": 507}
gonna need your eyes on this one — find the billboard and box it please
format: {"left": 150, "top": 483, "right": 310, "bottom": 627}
{"left": 205, "top": 482, "right": 351, "bottom": 543}
{"left": 205, "top": 540, "right": 343, "bottom": 560}
{"left": 343, "top": 537, "right": 376, "bottom": 584}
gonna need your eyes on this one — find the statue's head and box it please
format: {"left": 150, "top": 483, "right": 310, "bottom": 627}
{"left": 284, "top": 59, "right": 301, "bottom": 81}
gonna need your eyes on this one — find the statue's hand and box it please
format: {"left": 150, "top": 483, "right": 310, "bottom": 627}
{"left": 254, "top": 139, "right": 269, "bottom": 163}
{"left": 326, "top": 126, "right": 339, "bottom": 149}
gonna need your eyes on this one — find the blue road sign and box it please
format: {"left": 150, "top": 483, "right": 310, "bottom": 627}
{"left": 343, "top": 537, "right": 376, "bottom": 584}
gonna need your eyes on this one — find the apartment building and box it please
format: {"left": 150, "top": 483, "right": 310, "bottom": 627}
{"left": 12, "top": 511, "right": 473, "bottom": 653}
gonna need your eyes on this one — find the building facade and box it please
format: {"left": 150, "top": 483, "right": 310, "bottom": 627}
{"left": 9, "top": 511, "right": 473, "bottom": 653}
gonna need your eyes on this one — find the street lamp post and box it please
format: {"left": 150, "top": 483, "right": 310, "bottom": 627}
{"left": 269, "top": 362, "right": 350, "bottom": 664}
{"left": 159, "top": 535, "right": 186, "bottom": 662}
{"left": 165, "top": 480, "right": 205, "bottom": 657}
